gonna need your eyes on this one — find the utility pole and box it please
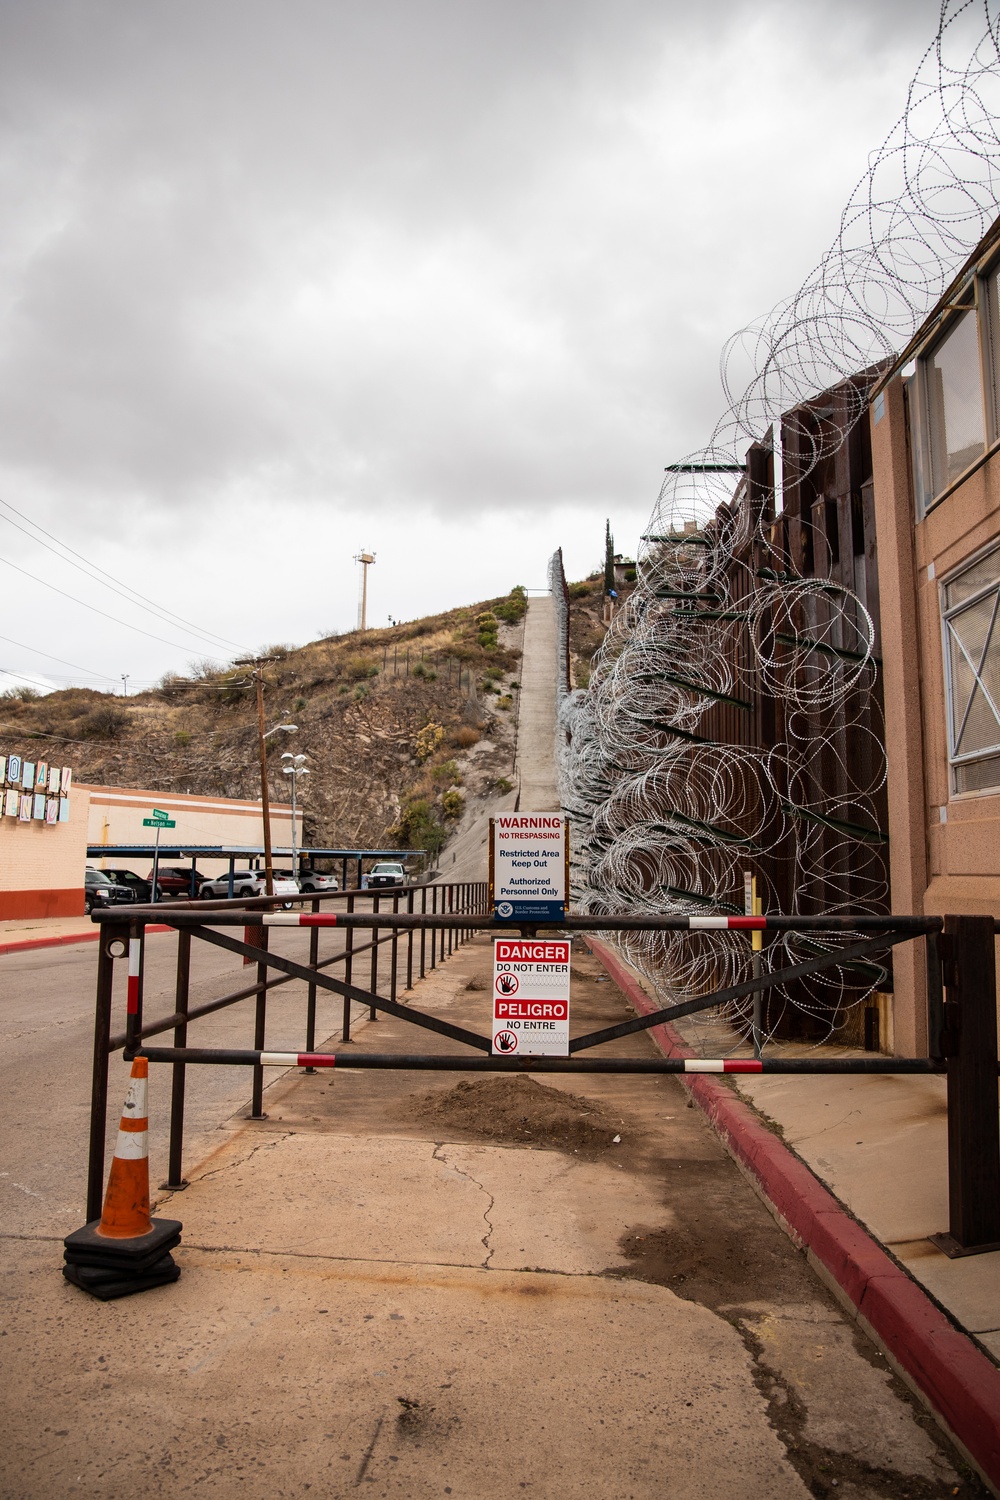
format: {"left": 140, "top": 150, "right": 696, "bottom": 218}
{"left": 355, "top": 550, "right": 376, "bottom": 630}
{"left": 121, "top": 674, "right": 129, "bottom": 697}
{"left": 253, "top": 670, "right": 274, "bottom": 896}
{"left": 232, "top": 658, "right": 297, "bottom": 900}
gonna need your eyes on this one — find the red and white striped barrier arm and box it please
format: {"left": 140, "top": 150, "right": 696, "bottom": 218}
{"left": 252, "top": 1051, "right": 761, "bottom": 1071}
{"left": 260, "top": 1051, "right": 337, "bottom": 1068}
{"left": 263, "top": 914, "right": 767, "bottom": 929}
{"left": 687, "top": 916, "right": 766, "bottom": 929}
{"left": 683, "top": 1059, "right": 764, "bottom": 1072}
{"left": 263, "top": 913, "right": 338, "bottom": 927}
{"left": 126, "top": 937, "right": 141, "bottom": 1014}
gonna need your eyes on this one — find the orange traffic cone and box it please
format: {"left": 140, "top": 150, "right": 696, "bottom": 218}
{"left": 63, "top": 1056, "right": 182, "bottom": 1300}
{"left": 97, "top": 1055, "right": 152, "bottom": 1238}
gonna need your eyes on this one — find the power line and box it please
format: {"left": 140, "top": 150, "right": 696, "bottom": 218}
{"left": 0, "top": 632, "right": 117, "bottom": 682}
{"left": 0, "top": 553, "right": 229, "bottom": 656}
{"left": 0, "top": 496, "right": 247, "bottom": 653}
{"left": 0, "top": 667, "right": 63, "bottom": 693}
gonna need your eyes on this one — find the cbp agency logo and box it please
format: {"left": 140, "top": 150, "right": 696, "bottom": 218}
{"left": 496, "top": 901, "right": 514, "bottom": 918}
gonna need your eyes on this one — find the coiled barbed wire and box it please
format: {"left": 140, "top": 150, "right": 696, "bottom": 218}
{"left": 554, "top": 2, "right": 1000, "bottom": 1051}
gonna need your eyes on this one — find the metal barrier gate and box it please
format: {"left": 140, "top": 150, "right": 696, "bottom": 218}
{"left": 87, "top": 892, "right": 1000, "bottom": 1257}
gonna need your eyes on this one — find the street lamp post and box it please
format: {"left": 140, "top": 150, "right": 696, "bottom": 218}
{"left": 232, "top": 656, "right": 297, "bottom": 898}
{"left": 281, "top": 754, "right": 309, "bottom": 883}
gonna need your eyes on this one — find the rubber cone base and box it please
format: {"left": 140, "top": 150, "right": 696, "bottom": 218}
{"left": 63, "top": 1255, "right": 181, "bottom": 1301}
{"left": 63, "top": 1217, "right": 182, "bottom": 1298}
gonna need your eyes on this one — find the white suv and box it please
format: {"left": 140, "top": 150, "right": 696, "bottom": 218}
{"left": 200, "top": 870, "right": 300, "bottom": 900}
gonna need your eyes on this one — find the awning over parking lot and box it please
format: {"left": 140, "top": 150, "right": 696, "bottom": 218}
{"left": 86, "top": 845, "right": 425, "bottom": 897}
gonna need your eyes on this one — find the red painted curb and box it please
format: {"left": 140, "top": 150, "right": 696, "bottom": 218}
{"left": 0, "top": 924, "right": 174, "bottom": 957}
{"left": 584, "top": 934, "right": 1000, "bottom": 1489}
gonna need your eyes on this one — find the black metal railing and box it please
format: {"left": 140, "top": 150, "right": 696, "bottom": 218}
{"left": 86, "top": 902, "right": 1000, "bottom": 1257}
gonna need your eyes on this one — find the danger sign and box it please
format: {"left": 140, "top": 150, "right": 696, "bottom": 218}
{"left": 492, "top": 938, "right": 571, "bottom": 1056}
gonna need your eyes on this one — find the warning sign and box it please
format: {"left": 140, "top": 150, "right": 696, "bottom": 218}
{"left": 492, "top": 938, "right": 571, "bottom": 1056}
{"left": 490, "top": 814, "right": 567, "bottom": 921}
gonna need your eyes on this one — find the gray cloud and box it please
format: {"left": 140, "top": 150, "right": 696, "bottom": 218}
{"left": 0, "top": 0, "right": 942, "bottom": 684}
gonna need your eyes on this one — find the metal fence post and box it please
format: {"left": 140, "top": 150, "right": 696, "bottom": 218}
{"left": 124, "top": 919, "right": 145, "bottom": 1057}
{"left": 86, "top": 927, "right": 122, "bottom": 1221}
{"left": 369, "top": 893, "right": 380, "bottom": 1020}
{"left": 250, "top": 925, "right": 269, "bottom": 1119}
{"left": 932, "top": 914, "right": 1000, "bottom": 1256}
{"left": 430, "top": 885, "right": 438, "bottom": 969}
{"left": 163, "top": 928, "right": 191, "bottom": 1190}
{"left": 407, "top": 888, "right": 414, "bottom": 990}
{"left": 420, "top": 887, "right": 427, "bottom": 979}
{"left": 343, "top": 892, "right": 355, "bottom": 1042}
{"left": 926, "top": 929, "right": 944, "bottom": 1061}
{"left": 304, "top": 895, "right": 320, "bottom": 1072}
{"left": 390, "top": 892, "right": 400, "bottom": 1006}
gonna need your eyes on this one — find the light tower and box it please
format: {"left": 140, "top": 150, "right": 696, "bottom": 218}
{"left": 355, "top": 549, "right": 376, "bottom": 630}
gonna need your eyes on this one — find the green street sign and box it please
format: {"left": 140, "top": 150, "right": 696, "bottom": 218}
{"left": 143, "top": 816, "right": 176, "bottom": 828}
{"left": 152, "top": 808, "right": 169, "bottom": 820}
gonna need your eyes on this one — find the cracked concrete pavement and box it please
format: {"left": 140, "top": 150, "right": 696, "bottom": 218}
{"left": 2, "top": 932, "right": 986, "bottom": 1499}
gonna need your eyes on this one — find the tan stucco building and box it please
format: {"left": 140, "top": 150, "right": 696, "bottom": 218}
{"left": 0, "top": 758, "right": 297, "bottom": 919}
{"left": 870, "top": 215, "right": 1000, "bottom": 1056}
{"left": 0, "top": 758, "right": 89, "bottom": 919}
{"left": 85, "top": 786, "right": 298, "bottom": 876}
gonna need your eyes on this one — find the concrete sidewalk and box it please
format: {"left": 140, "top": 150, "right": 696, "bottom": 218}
{"left": 625, "top": 958, "right": 1000, "bottom": 1360}
{"left": 0, "top": 915, "right": 98, "bottom": 953}
{"left": 4, "top": 935, "right": 978, "bottom": 1500}
{"left": 587, "top": 936, "right": 1000, "bottom": 1488}
{"left": 439, "top": 591, "right": 559, "bottom": 888}
{"left": 516, "top": 593, "right": 559, "bottom": 812}
{"left": 0, "top": 915, "right": 179, "bottom": 955}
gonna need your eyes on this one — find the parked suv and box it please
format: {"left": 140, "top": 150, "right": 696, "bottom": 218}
{"left": 146, "top": 866, "right": 206, "bottom": 898}
{"left": 363, "top": 861, "right": 407, "bottom": 889}
{"left": 199, "top": 870, "right": 299, "bottom": 901}
{"left": 273, "top": 868, "right": 338, "bottom": 895}
{"left": 84, "top": 868, "right": 138, "bottom": 914}
{"left": 104, "top": 869, "right": 159, "bottom": 902}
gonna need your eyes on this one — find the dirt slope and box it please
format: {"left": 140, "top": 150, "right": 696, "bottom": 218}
{"left": 0, "top": 590, "right": 529, "bottom": 856}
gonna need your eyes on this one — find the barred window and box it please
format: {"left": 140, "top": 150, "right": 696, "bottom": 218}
{"left": 906, "top": 262, "right": 1000, "bottom": 517}
{"left": 943, "top": 548, "right": 1000, "bottom": 793}
{"left": 924, "top": 310, "right": 985, "bottom": 495}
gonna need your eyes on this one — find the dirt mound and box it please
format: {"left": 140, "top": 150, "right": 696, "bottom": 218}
{"left": 411, "top": 1075, "right": 623, "bottom": 1152}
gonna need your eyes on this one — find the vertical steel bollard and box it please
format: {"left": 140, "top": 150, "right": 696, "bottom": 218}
{"left": 250, "top": 924, "right": 269, "bottom": 1119}
{"left": 87, "top": 925, "right": 123, "bottom": 1221}
{"left": 304, "top": 895, "right": 320, "bottom": 1071}
{"left": 407, "top": 888, "right": 414, "bottom": 990}
{"left": 420, "top": 886, "right": 427, "bottom": 979}
{"left": 164, "top": 927, "right": 191, "bottom": 1190}
{"left": 932, "top": 914, "right": 1000, "bottom": 1256}
{"left": 343, "top": 892, "right": 355, "bottom": 1042}
{"left": 124, "top": 919, "right": 145, "bottom": 1057}
{"left": 926, "top": 929, "right": 944, "bottom": 1060}
{"left": 390, "top": 893, "right": 400, "bottom": 1005}
{"left": 369, "top": 894, "right": 380, "bottom": 1020}
{"left": 430, "top": 885, "right": 438, "bottom": 969}
{"left": 447, "top": 885, "right": 454, "bottom": 956}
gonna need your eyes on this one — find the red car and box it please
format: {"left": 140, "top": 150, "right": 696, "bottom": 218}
{"left": 145, "top": 866, "right": 206, "bottom": 898}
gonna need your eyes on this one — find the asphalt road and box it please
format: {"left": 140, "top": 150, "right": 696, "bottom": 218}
{"left": 0, "top": 920, "right": 397, "bottom": 1238}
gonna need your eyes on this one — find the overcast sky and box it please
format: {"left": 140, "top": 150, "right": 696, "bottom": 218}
{"left": 0, "top": 0, "right": 944, "bottom": 695}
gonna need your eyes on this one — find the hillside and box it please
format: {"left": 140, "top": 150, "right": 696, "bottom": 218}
{"left": 0, "top": 589, "right": 530, "bottom": 858}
